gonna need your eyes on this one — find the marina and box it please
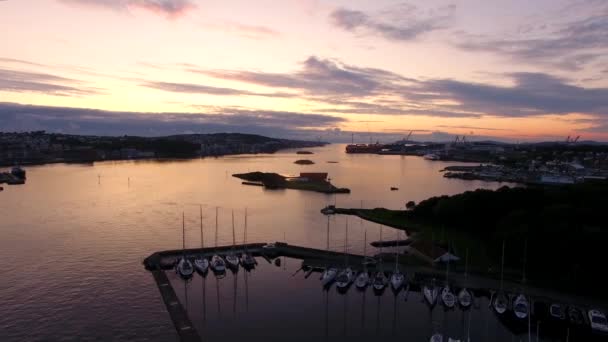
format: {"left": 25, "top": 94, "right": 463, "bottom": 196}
{"left": 144, "top": 241, "right": 608, "bottom": 341}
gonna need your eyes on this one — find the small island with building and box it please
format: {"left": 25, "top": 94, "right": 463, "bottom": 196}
{"left": 233, "top": 171, "right": 350, "bottom": 194}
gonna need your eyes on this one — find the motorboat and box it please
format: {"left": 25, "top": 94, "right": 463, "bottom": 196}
{"left": 320, "top": 205, "right": 336, "bottom": 215}
{"left": 390, "top": 270, "right": 405, "bottom": 292}
{"left": 441, "top": 285, "right": 456, "bottom": 308}
{"left": 549, "top": 303, "right": 566, "bottom": 320}
{"left": 321, "top": 267, "right": 338, "bottom": 286}
{"left": 210, "top": 254, "right": 226, "bottom": 274}
{"left": 429, "top": 333, "right": 443, "bottom": 342}
{"left": 513, "top": 294, "right": 529, "bottom": 319}
{"left": 194, "top": 256, "right": 209, "bottom": 274}
{"left": 372, "top": 271, "right": 387, "bottom": 291}
{"left": 335, "top": 267, "right": 355, "bottom": 289}
{"left": 424, "top": 153, "right": 440, "bottom": 161}
{"left": 493, "top": 292, "right": 508, "bottom": 314}
{"left": 424, "top": 284, "right": 438, "bottom": 306}
{"left": 588, "top": 309, "right": 608, "bottom": 333}
{"left": 355, "top": 270, "right": 369, "bottom": 289}
{"left": 458, "top": 288, "right": 472, "bottom": 308}
{"left": 177, "top": 256, "right": 194, "bottom": 278}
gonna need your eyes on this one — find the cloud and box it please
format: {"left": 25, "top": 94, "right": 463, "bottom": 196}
{"left": 0, "top": 102, "right": 344, "bottom": 138}
{"left": 330, "top": 4, "right": 456, "bottom": 41}
{"left": 0, "top": 57, "right": 47, "bottom": 67}
{"left": 203, "top": 22, "right": 280, "bottom": 40}
{"left": 196, "top": 55, "right": 608, "bottom": 120}
{"left": 57, "top": 0, "right": 196, "bottom": 18}
{"left": 456, "top": 2, "right": 608, "bottom": 70}
{"left": 141, "top": 81, "right": 294, "bottom": 97}
{"left": 198, "top": 56, "right": 415, "bottom": 97}
{"left": 419, "top": 72, "right": 608, "bottom": 117}
{"left": 0, "top": 68, "right": 100, "bottom": 96}
{"left": 437, "top": 125, "right": 513, "bottom": 132}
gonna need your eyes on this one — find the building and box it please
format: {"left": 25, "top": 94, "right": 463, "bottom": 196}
{"left": 299, "top": 173, "right": 328, "bottom": 182}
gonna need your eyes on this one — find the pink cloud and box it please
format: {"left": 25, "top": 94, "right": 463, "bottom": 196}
{"left": 58, "top": 0, "right": 196, "bottom": 19}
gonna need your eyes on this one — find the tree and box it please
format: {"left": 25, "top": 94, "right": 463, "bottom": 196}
{"left": 405, "top": 201, "right": 416, "bottom": 210}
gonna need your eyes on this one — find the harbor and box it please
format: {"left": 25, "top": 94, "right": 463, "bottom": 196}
{"left": 144, "top": 241, "right": 608, "bottom": 342}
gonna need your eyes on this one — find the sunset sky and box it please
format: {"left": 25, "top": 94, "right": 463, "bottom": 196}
{"left": 1, "top": 0, "right": 608, "bottom": 142}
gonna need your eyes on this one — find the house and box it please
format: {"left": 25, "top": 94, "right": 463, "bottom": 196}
{"left": 299, "top": 172, "right": 328, "bottom": 182}
{"left": 406, "top": 239, "right": 460, "bottom": 264}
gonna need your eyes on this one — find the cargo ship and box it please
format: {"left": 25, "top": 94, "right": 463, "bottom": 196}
{"left": 345, "top": 143, "right": 385, "bottom": 154}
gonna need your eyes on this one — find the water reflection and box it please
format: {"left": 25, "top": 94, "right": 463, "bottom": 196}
{"left": 166, "top": 252, "right": 607, "bottom": 342}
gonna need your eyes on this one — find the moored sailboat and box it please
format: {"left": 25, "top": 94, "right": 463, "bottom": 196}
{"left": 390, "top": 230, "right": 405, "bottom": 292}
{"left": 177, "top": 212, "right": 194, "bottom": 278}
{"left": 210, "top": 207, "right": 226, "bottom": 275}
{"left": 458, "top": 249, "right": 472, "bottom": 308}
{"left": 241, "top": 208, "right": 256, "bottom": 269}
{"left": 321, "top": 216, "right": 338, "bottom": 287}
{"left": 493, "top": 240, "right": 507, "bottom": 314}
{"left": 194, "top": 205, "right": 209, "bottom": 275}
{"left": 224, "top": 210, "right": 240, "bottom": 270}
{"left": 335, "top": 218, "right": 354, "bottom": 290}
{"left": 355, "top": 230, "right": 370, "bottom": 290}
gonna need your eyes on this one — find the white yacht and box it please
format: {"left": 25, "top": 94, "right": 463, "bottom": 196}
{"left": 321, "top": 267, "right": 338, "bottom": 286}
{"left": 458, "top": 288, "right": 472, "bottom": 308}
{"left": 355, "top": 271, "right": 369, "bottom": 289}
{"left": 424, "top": 284, "right": 438, "bottom": 306}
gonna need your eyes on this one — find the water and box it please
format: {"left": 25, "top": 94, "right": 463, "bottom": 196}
{"left": 0, "top": 144, "right": 548, "bottom": 341}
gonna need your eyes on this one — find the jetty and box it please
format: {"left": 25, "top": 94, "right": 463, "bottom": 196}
{"left": 144, "top": 241, "right": 608, "bottom": 342}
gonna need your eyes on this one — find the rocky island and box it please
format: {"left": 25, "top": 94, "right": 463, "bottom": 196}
{"left": 233, "top": 171, "right": 350, "bottom": 194}
{"left": 294, "top": 159, "right": 315, "bottom": 165}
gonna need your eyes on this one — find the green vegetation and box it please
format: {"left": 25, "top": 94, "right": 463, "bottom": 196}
{"left": 339, "top": 182, "right": 608, "bottom": 296}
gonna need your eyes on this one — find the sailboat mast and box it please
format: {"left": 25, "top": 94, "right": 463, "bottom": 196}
{"left": 231, "top": 210, "right": 236, "bottom": 247}
{"left": 326, "top": 216, "right": 330, "bottom": 251}
{"left": 244, "top": 208, "right": 248, "bottom": 246}
{"left": 363, "top": 230, "right": 367, "bottom": 257}
{"left": 344, "top": 218, "right": 348, "bottom": 266}
{"left": 500, "top": 240, "right": 506, "bottom": 290}
{"left": 199, "top": 204, "right": 205, "bottom": 249}
{"left": 215, "top": 207, "right": 219, "bottom": 249}
{"left": 182, "top": 212, "right": 186, "bottom": 251}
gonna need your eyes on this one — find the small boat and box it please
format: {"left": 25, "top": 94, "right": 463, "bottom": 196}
{"left": 429, "top": 333, "right": 443, "bottom": 342}
{"left": 459, "top": 249, "right": 472, "bottom": 308}
{"left": 493, "top": 292, "right": 508, "bottom": 314}
{"left": 321, "top": 267, "right": 338, "bottom": 286}
{"left": 372, "top": 271, "right": 387, "bottom": 291}
{"left": 568, "top": 306, "right": 584, "bottom": 325}
{"left": 588, "top": 309, "right": 608, "bottom": 333}
{"left": 424, "top": 284, "right": 438, "bottom": 306}
{"left": 390, "top": 230, "right": 405, "bottom": 292}
{"left": 176, "top": 213, "right": 194, "bottom": 278}
{"left": 441, "top": 286, "right": 456, "bottom": 308}
{"left": 241, "top": 209, "right": 256, "bottom": 269}
{"left": 0, "top": 186, "right": 4, "bottom": 191}
{"left": 390, "top": 271, "right": 405, "bottom": 292}
{"left": 210, "top": 254, "right": 226, "bottom": 274}
{"left": 177, "top": 256, "right": 194, "bottom": 278}
{"left": 390, "top": 187, "right": 399, "bottom": 191}
{"left": 336, "top": 268, "right": 355, "bottom": 289}
{"left": 194, "top": 205, "right": 209, "bottom": 275}
{"left": 225, "top": 211, "right": 240, "bottom": 271}
{"left": 549, "top": 303, "right": 566, "bottom": 320}
{"left": 355, "top": 271, "right": 369, "bottom": 289}
{"left": 458, "top": 288, "right": 472, "bottom": 308}
{"left": 513, "top": 294, "right": 529, "bottom": 319}
{"left": 424, "top": 153, "right": 440, "bottom": 161}
{"left": 320, "top": 205, "right": 336, "bottom": 215}
{"left": 363, "top": 256, "right": 377, "bottom": 266}
{"left": 494, "top": 241, "right": 507, "bottom": 314}
{"left": 10, "top": 166, "right": 26, "bottom": 179}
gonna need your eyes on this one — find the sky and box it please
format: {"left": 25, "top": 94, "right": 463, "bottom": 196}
{"left": 1, "top": 0, "right": 608, "bottom": 142}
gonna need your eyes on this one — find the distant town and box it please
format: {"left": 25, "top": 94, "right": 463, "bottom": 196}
{"left": 0, "top": 131, "right": 326, "bottom": 167}
{"left": 346, "top": 135, "right": 608, "bottom": 185}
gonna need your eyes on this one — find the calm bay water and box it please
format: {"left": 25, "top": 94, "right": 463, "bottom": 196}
{"left": 1, "top": 144, "right": 540, "bottom": 341}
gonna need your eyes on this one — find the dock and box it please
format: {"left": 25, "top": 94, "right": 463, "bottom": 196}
{"left": 144, "top": 241, "right": 608, "bottom": 341}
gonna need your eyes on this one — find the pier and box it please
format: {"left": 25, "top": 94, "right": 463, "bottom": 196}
{"left": 144, "top": 242, "right": 608, "bottom": 342}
